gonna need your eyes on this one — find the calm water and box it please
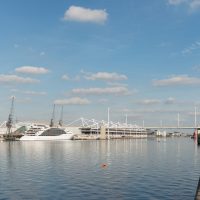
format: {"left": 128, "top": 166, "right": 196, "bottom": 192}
{"left": 0, "top": 138, "right": 199, "bottom": 200}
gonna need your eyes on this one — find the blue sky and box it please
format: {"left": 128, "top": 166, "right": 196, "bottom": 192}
{"left": 1, "top": 0, "right": 200, "bottom": 126}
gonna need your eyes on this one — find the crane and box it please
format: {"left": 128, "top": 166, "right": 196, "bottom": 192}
{"left": 58, "top": 105, "right": 64, "bottom": 127}
{"left": 6, "top": 96, "right": 15, "bottom": 135}
{"left": 49, "top": 104, "right": 55, "bottom": 127}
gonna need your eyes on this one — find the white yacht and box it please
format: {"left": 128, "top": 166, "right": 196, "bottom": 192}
{"left": 155, "top": 130, "right": 167, "bottom": 137}
{"left": 20, "top": 124, "right": 74, "bottom": 141}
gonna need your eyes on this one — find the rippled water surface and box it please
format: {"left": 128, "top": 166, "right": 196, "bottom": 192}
{"left": 0, "top": 138, "right": 200, "bottom": 200}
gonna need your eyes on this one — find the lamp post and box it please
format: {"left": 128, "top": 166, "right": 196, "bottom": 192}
{"left": 195, "top": 107, "right": 197, "bottom": 128}
{"left": 107, "top": 107, "right": 110, "bottom": 139}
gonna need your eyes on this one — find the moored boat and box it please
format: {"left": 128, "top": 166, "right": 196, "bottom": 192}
{"left": 194, "top": 128, "right": 200, "bottom": 145}
{"left": 20, "top": 124, "right": 74, "bottom": 141}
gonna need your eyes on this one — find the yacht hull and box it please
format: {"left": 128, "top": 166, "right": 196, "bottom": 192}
{"left": 20, "top": 134, "right": 74, "bottom": 141}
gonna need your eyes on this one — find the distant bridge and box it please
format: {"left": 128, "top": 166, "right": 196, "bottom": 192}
{"left": 145, "top": 126, "right": 197, "bottom": 129}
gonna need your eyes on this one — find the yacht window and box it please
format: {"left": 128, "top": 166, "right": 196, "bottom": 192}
{"left": 40, "top": 128, "right": 66, "bottom": 136}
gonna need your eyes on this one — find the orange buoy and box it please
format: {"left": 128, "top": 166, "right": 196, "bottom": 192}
{"left": 101, "top": 163, "right": 108, "bottom": 168}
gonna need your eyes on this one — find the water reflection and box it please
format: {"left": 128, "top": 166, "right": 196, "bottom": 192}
{"left": 0, "top": 138, "right": 199, "bottom": 200}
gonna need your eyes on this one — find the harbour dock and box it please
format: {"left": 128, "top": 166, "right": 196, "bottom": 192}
{"left": 195, "top": 177, "right": 200, "bottom": 200}
{"left": 70, "top": 125, "right": 147, "bottom": 140}
{"left": 0, "top": 133, "right": 23, "bottom": 141}
{"left": 73, "top": 133, "right": 147, "bottom": 140}
{"left": 67, "top": 118, "right": 148, "bottom": 140}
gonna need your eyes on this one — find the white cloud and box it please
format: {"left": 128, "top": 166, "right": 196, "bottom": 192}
{"left": 11, "top": 89, "right": 47, "bottom": 96}
{"left": 153, "top": 75, "right": 200, "bottom": 86}
{"left": 164, "top": 97, "right": 176, "bottom": 104}
{"left": 61, "top": 74, "right": 80, "bottom": 81}
{"left": 15, "top": 66, "right": 49, "bottom": 74}
{"left": 190, "top": 0, "right": 200, "bottom": 10}
{"left": 0, "top": 74, "right": 39, "bottom": 84}
{"left": 136, "top": 97, "right": 176, "bottom": 105}
{"left": 182, "top": 41, "right": 200, "bottom": 54}
{"left": 54, "top": 97, "right": 90, "bottom": 105}
{"left": 84, "top": 72, "right": 127, "bottom": 81}
{"left": 107, "top": 82, "right": 128, "bottom": 87}
{"left": 168, "top": 0, "right": 200, "bottom": 10}
{"left": 72, "top": 87, "right": 129, "bottom": 95}
{"left": 63, "top": 5, "right": 108, "bottom": 24}
{"left": 193, "top": 65, "right": 200, "bottom": 72}
{"left": 168, "top": 0, "right": 186, "bottom": 5}
{"left": 24, "top": 91, "right": 47, "bottom": 95}
{"left": 138, "top": 99, "right": 161, "bottom": 105}
{"left": 40, "top": 52, "right": 45, "bottom": 56}
{"left": 62, "top": 74, "right": 70, "bottom": 80}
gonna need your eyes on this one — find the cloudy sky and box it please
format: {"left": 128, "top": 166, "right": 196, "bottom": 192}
{"left": 1, "top": 0, "right": 200, "bottom": 126}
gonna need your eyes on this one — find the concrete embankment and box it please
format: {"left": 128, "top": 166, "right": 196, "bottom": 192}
{"left": 73, "top": 135, "right": 100, "bottom": 140}
{"left": 195, "top": 177, "right": 200, "bottom": 200}
{"left": 73, "top": 134, "right": 147, "bottom": 140}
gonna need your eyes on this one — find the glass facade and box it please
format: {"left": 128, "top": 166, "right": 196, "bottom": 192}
{"left": 40, "top": 128, "right": 66, "bottom": 136}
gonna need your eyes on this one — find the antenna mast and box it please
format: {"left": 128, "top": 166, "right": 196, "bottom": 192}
{"left": 6, "top": 96, "right": 15, "bottom": 135}
{"left": 49, "top": 104, "right": 55, "bottom": 127}
{"left": 107, "top": 107, "right": 110, "bottom": 139}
